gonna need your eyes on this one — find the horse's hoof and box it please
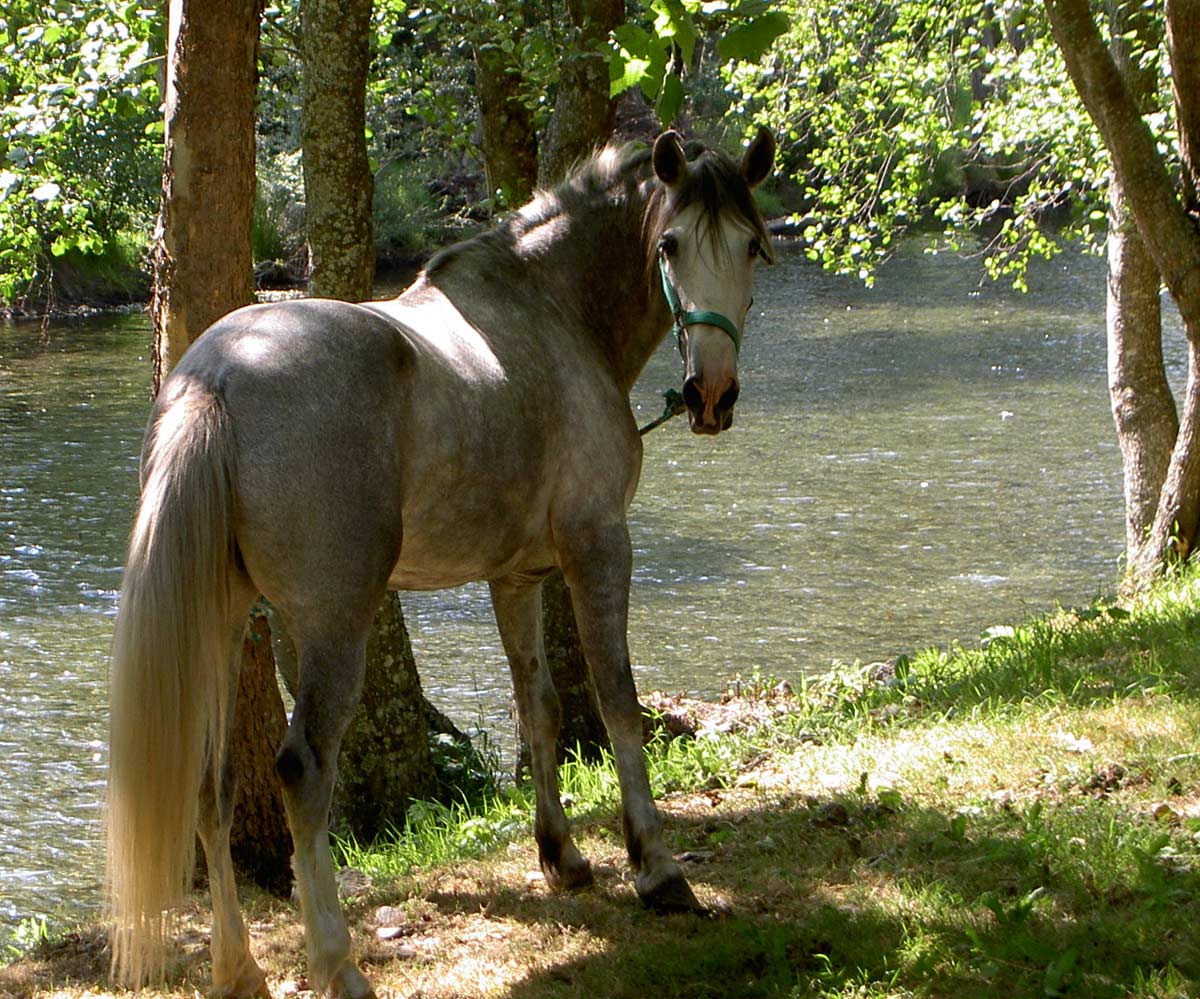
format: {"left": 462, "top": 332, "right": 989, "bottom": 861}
{"left": 329, "top": 960, "right": 376, "bottom": 999}
{"left": 209, "top": 959, "right": 271, "bottom": 998}
{"left": 544, "top": 854, "right": 595, "bottom": 892}
{"left": 637, "top": 870, "right": 705, "bottom": 915}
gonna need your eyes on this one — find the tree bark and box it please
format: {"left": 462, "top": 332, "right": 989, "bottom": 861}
{"left": 1167, "top": 0, "right": 1200, "bottom": 211}
{"left": 1105, "top": 1, "right": 1177, "bottom": 576}
{"left": 474, "top": 42, "right": 538, "bottom": 205}
{"left": 151, "top": 0, "right": 293, "bottom": 890}
{"left": 333, "top": 593, "right": 436, "bottom": 841}
{"left": 228, "top": 608, "right": 292, "bottom": 894}
{"left": 150, "top": 0, "right": 258, "bottom": 395}
{"left": 540, "top": 573, "right": 610, "bottom": 764}
{"left": 1045, "top": 0, "right": 1200, "bottom": 585}
{"left": 300, "top": 0, "right": 375, "bottom": 300}
{"left": 538, "top": 0, "right": 625, "bottom": 186}
{"left": 1107, "top": 181, "right": 1177, "bottom": 570}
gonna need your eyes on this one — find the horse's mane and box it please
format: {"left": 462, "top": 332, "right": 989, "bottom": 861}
{"left": 424, "top": 137, "right": 771, "bottom": 279}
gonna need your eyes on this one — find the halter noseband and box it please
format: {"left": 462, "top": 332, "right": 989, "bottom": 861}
{"left": 657, "top": 255, "right": 742, "bottom": 355}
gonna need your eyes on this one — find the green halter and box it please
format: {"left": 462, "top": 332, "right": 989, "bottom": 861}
{"left": 657, "top": 255, "right": 742, "bottom": 354}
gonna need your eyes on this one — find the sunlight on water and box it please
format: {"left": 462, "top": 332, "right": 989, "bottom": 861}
{"left": 0, "top": 242, "right": 1184, "bottom": 938}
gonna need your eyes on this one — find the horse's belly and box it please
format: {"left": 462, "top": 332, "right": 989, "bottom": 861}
{"left": 386, "top": 508, "right": 554, "bottom": 590}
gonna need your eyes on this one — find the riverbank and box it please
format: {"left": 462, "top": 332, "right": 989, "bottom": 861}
{"left": 5, "top": 567, "right": 1199, "bottom": 998}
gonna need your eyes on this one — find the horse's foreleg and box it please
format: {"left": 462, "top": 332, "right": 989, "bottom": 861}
{"left": 275, "top": 636, "right": 375, "bottom": 999}
{"left": 559, "top": 523, "right": 702, "bottom": 913}
{"left": 198, "top": 618, "right": 270, "bottom": 999}
{"left": 490, "top": 577, "right": 593, "bottom": 891}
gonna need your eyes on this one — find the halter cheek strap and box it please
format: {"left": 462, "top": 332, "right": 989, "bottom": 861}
{"left": 657, "top": 256, "right": 742, "bottom": 355}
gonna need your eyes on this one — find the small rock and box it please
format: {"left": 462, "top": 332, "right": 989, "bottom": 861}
{"left": 376, "top": 925, "right": 414, "bottom": 941}
{"left": 373, "top": 905, "right": 408, "bottom": 927}
{"left": 1152, "top": 801, "right": 1180, "bottom": 823}
{"left": 525, "top": 870, "right": 545, "bottom": 884}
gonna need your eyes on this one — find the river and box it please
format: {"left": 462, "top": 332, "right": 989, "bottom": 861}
{"left": 0, "top": 241, "right": 1183, "bottom": 942}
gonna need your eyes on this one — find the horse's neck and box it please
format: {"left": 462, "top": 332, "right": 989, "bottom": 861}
{"left": 543, "top": 208, "right": 672, "bottom": 392}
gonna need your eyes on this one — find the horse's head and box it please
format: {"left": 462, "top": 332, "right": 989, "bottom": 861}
{"left": 650, "top": 128, "right": 775, "bottom": 435}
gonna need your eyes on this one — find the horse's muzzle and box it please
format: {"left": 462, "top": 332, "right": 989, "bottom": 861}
{"left": 683, "top": 377, "right": 738, "bottom": 435}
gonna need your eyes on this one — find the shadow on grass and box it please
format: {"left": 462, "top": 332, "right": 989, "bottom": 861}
{"left": 401, "top": 782, "right": 1200, "bottom": 999}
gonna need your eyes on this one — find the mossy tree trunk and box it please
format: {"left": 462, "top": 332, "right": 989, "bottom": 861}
{"left": 538, "top": 0, "right": 624, "bottom": 186}
{"left": 474, "top": 41, "right": 538, "bottom": 206}
{"left": 300, "top": 0, "right": 375, "bottom": 300}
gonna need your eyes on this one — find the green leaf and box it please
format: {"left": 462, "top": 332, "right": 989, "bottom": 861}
{"left": 656, "top": 71, "right": 684, "bottom": 125}
{"left": 610, "top": 55, "right": 652, "bottom": 97}
{"left": 717, "top": 11, "right": 788, "bottom": 62}
{"left": 651, "top": 0, "right": 698, "bottom": 65}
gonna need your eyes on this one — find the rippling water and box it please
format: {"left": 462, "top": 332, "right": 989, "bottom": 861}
{"left": 0, "top": 243, "right": 1183, "bottom": 939}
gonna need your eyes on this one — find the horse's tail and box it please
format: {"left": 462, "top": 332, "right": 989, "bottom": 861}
{"left": 106, "top": 385, "right": 239, "bottom": 988}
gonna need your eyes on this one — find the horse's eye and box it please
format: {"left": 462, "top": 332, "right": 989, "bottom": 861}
{"left": 659, "top": 232, "right": 679, "bottom": 258}
{"left": 749, "top": 238, "right": 762, "bottom": 260}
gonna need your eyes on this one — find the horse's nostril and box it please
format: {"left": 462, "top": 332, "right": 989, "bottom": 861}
{"left": 718, "top": 382, "right": 740, "bottom": 412}
{"left": 682, "top": 377, "right": 703, "bottom": 414}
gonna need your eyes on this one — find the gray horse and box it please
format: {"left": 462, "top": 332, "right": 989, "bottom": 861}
{"left": 107, "top": 128, "right": 775, "bottom": 998}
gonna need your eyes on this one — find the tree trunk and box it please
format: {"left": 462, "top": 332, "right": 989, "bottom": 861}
{"left": 1107, "top": 182, "right": 1177, "bottom": 571}
{"left": 228, "top": 608, "right": 292, "bottom": 894}
{"left": 538, "top": 0, "right": 625, "bottom": 186}
{"left": 1167, "top": 0, "right": 1200, "bottom": 210}
{"left": 333, "top": 593, "right": 436, "bottom": 841}
{"left": 474, "top": 42, "right": 538, "bottom": 206}
{"left": 1105, "top": 1, "right": 1177, "bottom": 579}
{"left": 151, "top": 0, "right": 292, "bottom": 892}
{"left": 1045, "top": 0, "right": 1200, "bottom": 586}
{"left": 151, "top": 0, "right": 258, "bottom": 395}
{"left": 300, "top": 0, "right": 375, "bottom": 300}
{"left": 540, "top": 572, "right": 610, "bottom": 764}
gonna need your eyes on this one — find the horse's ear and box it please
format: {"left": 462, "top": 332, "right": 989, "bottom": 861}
{"left": 653, "top": 131, "right": 687, "bottom": 186}
{"left": 741, "top": 126, "right": 776, "bottom": 189}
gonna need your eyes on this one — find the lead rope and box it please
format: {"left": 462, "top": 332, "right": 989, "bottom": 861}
{"left": 638, "top": 388, "right": 686, "bottom": 435}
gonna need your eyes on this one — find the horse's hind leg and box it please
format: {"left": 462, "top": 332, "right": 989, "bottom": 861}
{"left": 490, "top": 577, "right": 594, "bottom": 891}
{"left": 558, "top": 521, "right": 702, "bottom": 913}
{"left": 275, "top": 630, "right": 375, "bottom": 999}
{"left": 197, "top": 600, "right": 270, "bottom": 998}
